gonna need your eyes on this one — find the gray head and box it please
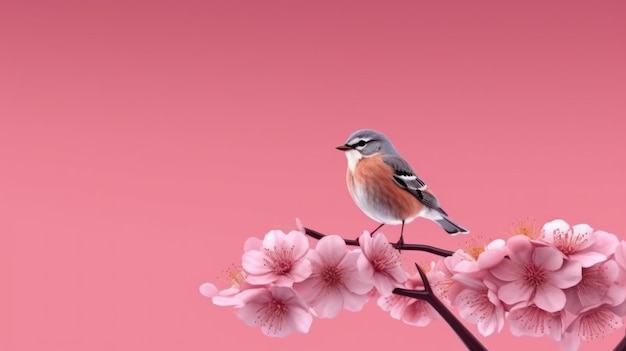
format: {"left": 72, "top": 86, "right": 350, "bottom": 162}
{"left": 336, "top": 129, "right": 399, "bottom": 156}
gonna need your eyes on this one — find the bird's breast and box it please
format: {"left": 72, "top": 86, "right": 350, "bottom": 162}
{"left": 346, "top": 154, "right": 423, "bottom": 223}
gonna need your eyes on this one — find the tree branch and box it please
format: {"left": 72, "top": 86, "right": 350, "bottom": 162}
{"left": 303, "top": 227, "right": 454, "bottom": 257}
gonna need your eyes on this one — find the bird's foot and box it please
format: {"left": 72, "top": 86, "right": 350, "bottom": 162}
{"left": 395, "top": 235, "right": 404, "bottom": 252}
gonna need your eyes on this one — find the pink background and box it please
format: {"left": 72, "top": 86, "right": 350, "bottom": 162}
{"left": 1, "top": 1, "right": 625, "bottom": 350}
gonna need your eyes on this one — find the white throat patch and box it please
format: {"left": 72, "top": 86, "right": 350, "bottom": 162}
{"left": 344, "top": 149, "right": 363, "bottom": 172}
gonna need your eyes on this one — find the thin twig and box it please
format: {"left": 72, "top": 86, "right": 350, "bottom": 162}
{"left": 303, "top": 227, "right": 454, "bottom": 257}
{"left": 393, "top": 264, "right": 488, "bottom": 351}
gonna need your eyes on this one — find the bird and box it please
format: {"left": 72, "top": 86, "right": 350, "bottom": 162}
{"left": 336, "top": 129, "right": 468, "bottom": 246}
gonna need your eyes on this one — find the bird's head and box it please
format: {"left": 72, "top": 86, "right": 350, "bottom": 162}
{"left": 336, "top": 129, "right": 399, "bottom": 171}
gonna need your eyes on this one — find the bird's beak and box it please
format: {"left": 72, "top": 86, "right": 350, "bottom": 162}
{"left": 336, "top": 144, "right": 352, "bottom": 151}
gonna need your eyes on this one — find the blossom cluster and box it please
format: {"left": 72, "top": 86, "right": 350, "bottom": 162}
{"left": 430, "top": 219, "right": 625, "bottom": 351}
{"left": 200, "top": 225, "right": 437, "bottom": 337}
{"left": 200, "top": 219, "right": 626, "bottom": 351}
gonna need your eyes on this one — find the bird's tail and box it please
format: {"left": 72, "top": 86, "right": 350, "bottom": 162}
{"left": 436, "top": 217, "right": 469, "bottom": 236}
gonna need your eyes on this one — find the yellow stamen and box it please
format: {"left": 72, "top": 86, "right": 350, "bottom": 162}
{"left": 223, "top": 264, "right": 246, "bottom": 289}
{"left": 508, "top": 217, "right": 538, "bottom": 239}
{"left": 463, "top": 235, "right": 487, "bottom": 260}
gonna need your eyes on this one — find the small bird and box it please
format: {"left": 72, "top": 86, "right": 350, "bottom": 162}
{"left": 336, "top": 129, "right": 468, "bottom": 246}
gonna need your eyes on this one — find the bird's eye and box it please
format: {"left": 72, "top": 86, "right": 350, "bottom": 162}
{"left": 356, "top": 140, "right": 367, "bottom": 147}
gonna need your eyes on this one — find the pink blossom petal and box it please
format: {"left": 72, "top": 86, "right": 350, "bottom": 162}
{"left": 261, "top": 230, "right": 284, "bottom": 250}
{"left": 237, "top": 288, "right": 270, "bottom": 321}
{"left": 274, "top": 274, "right": 298, "bottom": 287}
{"left": 564, "top": 287, "right": 584, "bottom": 314}
{"left": 305, "top": 249, "right": 323, "bottom": 267}
{"left": 286, "top": 230, "right": 310, "bottom": 259}
{"left": 357, "top": 253, "right": 375, "bottom": 279}
{"left": 371, "top": 231, "right": 391, "bottom": 250}
{"left": 506, "top": 235, "right": 533, "bottom": 264}
{"left": 487, "top": 238, "right": 506, "bottom": 250}
{"left": 341, "top": 252, "right": 374, "bottom": 294}
{"left": 310, "top": 288, "right": 343, "bottom": 318}
{"left": 374, "top": 275, "right": 396, "bottom": 296}
{"left": 569, "top": 251, "right": 609, "bottom": 268}
{"left": 241, "top": 250, "right": 272, "bottom": 275}
{"left": 378, "top": 294, "right": 405, "bottom": 319}
{"left": 533, "top": 284, "right": 566, "bottom": 312}
{"left": 237, "top": 287, "right": 312, "bottom": 337}
{"left": 358, "top": 231, "right": 374, "bottom": 256}
{"left": 295, "top": 217, "right": 305, "bottom": 233}
{"left": 559, "top": 332, "right": 581, "bottom": 351}
{"left": 607, "top": 269, "right": 626, "bottom": 306}
{"left": 343, "top": 271, "right": 375, "bottom": 295}
{"left": 550, "top": 260, "right": 582, "bottom": 289}
{"left": 238, "top": 301, "right": 264, "bottom": 325}
{"left": 261, "top": 320, "right": 292, "bottom": 338}
{"left": 490, "top": 258, "right": 523, "bottom": 282}
{"left": 293, "top": 275, "right": 324, "bottom": 302}
{"left": 508, "top": 303, "right": 564, "bottom": 339}
{"left": 341, "top": 288, "right": 369, "bottom": 312}
{"left": 315, "top": 235, "right": 347, "bottom": 267}
{"left": 456, "top": 288, "right": 502, "bottom": 336}
{"left": 498, "top": 280, "right": 533, "bottom": 305}
{"left": 477, "top": 249, "right": 507, "bottom": 270}
{"left": 199, "top": 282, "right": 218, "bottom": 298}
{"left": 477, "top": 317, "right": 497, "bottom": 337}
{"left": 244, "top": 236, "right": 263, "bottom": 251}
{"left": 386, "top": 265, "right": 409, "bottom": 283}
{"left": 246, "top": 272, "right": 279, "bottom": 285}
{"left": 547, "top": 311, "right": 564, "bottom": 341}
{"left": 452, "top": 274, "right": 485, "bottom": 290}
{"left": 454, "top": 260, "right": 480, "bottom": 273}
{"left": 567, "top": 305, "right": 624, "bottom": 342}
{"left": 357, "top": 232, "right": 406, "bottom": 296}
{"left": 614, "top": 241, "right": 626, "bottom": 270}
{"left": 286, "top": 258, "right": 313, "bottom": 283}
{"left": 579, "top": 260, "right": 619, "bottom": 308}
{"left": 590, "top": 230, "right": 619, "bottom": 256}
{"left": 287, "top": 305, "right": 313, "bottom": 333}
{"left": 489, "top": 290, "right": 506, "bottom": 333}
{"left": 570, "top": 224, "right": 595, "bottom": 250}
{"left": 212, "top": 294, "right": 243, "bottom": 307}
{"left": 444, "top": 250, "right": 473, "bottom": 272}
{"left": 541, "top": 219, "right": 571, "bottom": 243}
{"left": 402, "top": 301, "right": 437, "bottom": 326}
{"left": 533, "top": 246, "right": 564, "bottom": 271}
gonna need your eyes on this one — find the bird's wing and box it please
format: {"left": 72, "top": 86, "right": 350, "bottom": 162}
{"left": 382, "top": 154, "right": 448, "bottom": 215}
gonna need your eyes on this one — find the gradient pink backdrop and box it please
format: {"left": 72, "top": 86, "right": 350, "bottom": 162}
{"left": 2, "top": 1, "right": 626, "bottom": 350}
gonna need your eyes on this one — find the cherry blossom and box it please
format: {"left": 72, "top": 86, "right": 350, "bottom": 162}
{"left": 453, "top": 238, "right": 508, "bottom": 274}
{"left": 491, "top": 235, "right": 582, "bottom": 312}
{"left": 540, "top": 219, "right": 619, "bottom": 268}
{"left": 294, "top": 235, "right": 374, "bottom": 318}
{"left": 201, "top": 218, "right": 626, "bottom": 351}
{"left": 507, "top": 302, "right": 566, "bottom": 341}
{"left": 237, "top": 286, "right": 313, "bottom": 337}
{"left": 455, "top": 277, "right": 505, "bottom": 336}
{"left": 199, "top": 265, "right": 256, "bottom": 307}
{"left": 356, "top": 231, "right": 408, "bottom": 296}
{"left": 560, "top": 303, "right": 626, "bottom": 351}
{"left": 564, "top": 259, "right": 626, "bottom": 314}
{"left": 377, "top": 271, "right": 438, "bottom": 327}
{"left": 242, "top": 229, "right": 312, "bottom": 287}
